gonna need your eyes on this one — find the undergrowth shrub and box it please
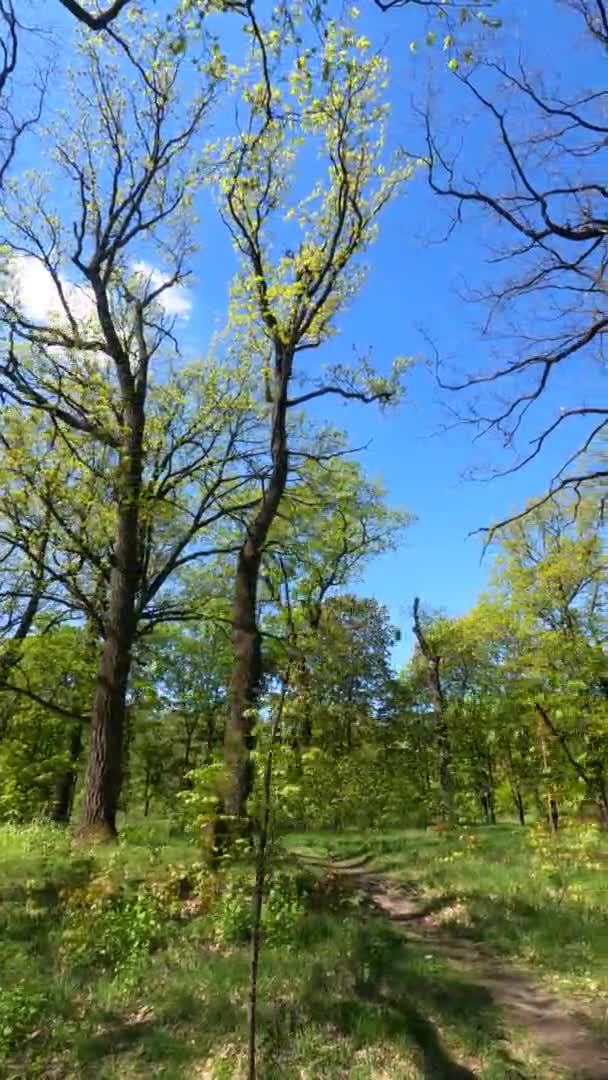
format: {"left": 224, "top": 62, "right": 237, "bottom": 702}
{"left": 0, "top": 983, "right": 46, "bottom": 1056}
{"left": 211, "top": 868, "right": 307, "bottom": 946}
{"left": 60, "top": 883, "right": 167, "bottom": 980}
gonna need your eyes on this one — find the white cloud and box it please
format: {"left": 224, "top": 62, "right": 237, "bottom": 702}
{"left": 7, "top": 255, "right": 192, "bottom": 328}
{"left": 10, "top": 255, "right": 96, "bottom": 326}
{"left": 132, "top": 260, "right": 192, "bottom": 318}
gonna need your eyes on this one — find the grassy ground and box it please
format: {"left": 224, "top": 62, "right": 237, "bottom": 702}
{"left": 1, "top": 820, "right": 606, "bottom": 1078}
{"left": 286, "top": 824, "right": 608, "bottom": 1008}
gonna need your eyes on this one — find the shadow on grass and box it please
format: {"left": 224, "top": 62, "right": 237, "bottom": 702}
{"left": 299, "top": 916, "right": 526, "bottom": 1080}
{"left": 75, "top": 994, "right": 244, "bottom": 1075}
{"left": 1, "top": 899, "right": 65, "bottom": 982}
{"left": 1, "top": 854, "right": 94, "bottom": 975}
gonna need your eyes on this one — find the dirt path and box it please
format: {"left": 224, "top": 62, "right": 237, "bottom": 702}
{"left": 300, "top": 854, "right": 608, "bottom": 1080}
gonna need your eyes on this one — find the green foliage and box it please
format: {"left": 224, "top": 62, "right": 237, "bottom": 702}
{"left": 262, "top": 871, "right": 306, "bottom": 944}
{"left": 401, "top": 494, "right": 607, "bottom": 824}
{"left": 177, "top": 759, "right": 227, "bottom": 837}
{"left": 211, "top": 870, "right": 253, "bottom": 945}
{"left": 272, "top": 744, "right": 426, "bottom": 831}
{"left": 0, "top": 628, "right": 94, "bottom": 823}
{"left": 213, "top": 5, "right": 411, "bottom": 395}
{"left": 0, "top": 983, "right": 47, "bottom": 1056}
{"left": 210, "top": 867, "right": 306, "bottom": 946}
{"left": 61, "top": 884, "right": 167, "bottom": 981}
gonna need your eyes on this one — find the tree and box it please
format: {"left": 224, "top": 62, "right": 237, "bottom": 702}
{"left": 0, "top": 2, "right": 48, "bottom": 187}
{"left": 0, "top": 17, "right": 227, "bottom": 837}
{"left": 261, "top": 453, "right": 408, "bottom": 749}
{"left": 266, "top": 595, "right": 412, "bottom": 833}
{"left": 396, "top": 490, "right": 607, "bottom": 830}
{"left": 215, "top": 8, "right": 410, "bottom": 822}
{"left": 420, "top": 1, "right": 607, "bottom": 525}
{"left": 128, "top": 622, "right": 232, "bottom": 815}
{"left": 491, "top": 495, "right": 608, "bottom": 825}
{"left": 411, "top": 596, "right": 455, "bottom": 820}
{"left": 298, "top": 594, "right": 397, "bottom": 750}
{"left": 0, "top": 626, "right": 95, "bottom": 823}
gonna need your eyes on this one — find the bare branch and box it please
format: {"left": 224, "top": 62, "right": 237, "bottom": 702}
{"left": 287, "top": 385, "right": 394, "bottom": 408}
{"left": 418, "top": 4, "right": 608, "bottom": 527}
{"left": 57, "top": 0, "right": 131, "bottom": 30}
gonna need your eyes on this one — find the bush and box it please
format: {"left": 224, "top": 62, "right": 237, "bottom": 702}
{"left": 211, "top": 868, "right": 306, "bottom": 946}
{"left": 0, "top": 983, "right": 46, "bottom": 1055}
{"left": 176, "top": 761, "right": 225, "bottom": 838}
{"left": 213, "top": 871, "right": 252, "bottom": 945}
{"left": 263, "top": 871, "right": 307, "bottom": 944}
{"left": 61, "top": 880, "right": 167, "bottom": 980}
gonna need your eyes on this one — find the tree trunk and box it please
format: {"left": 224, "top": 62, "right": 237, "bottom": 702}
{"left": 223, "top": 356, "right": 290, "bottom": 822}
{"left": 49, "top": 721, "right": 83, "bottom": 825}
{"left": 296, "top": 655, "right": 313, "bottom": 748}
{"left": 486, "top": 762, "right": 496, "bottom": 824}
{"left": 514, "top": 788, "right": 526, "bottom": 826}
{"left": 504, "top": 742, "right": 525, "bottom": 825}
{"left": 549, "top": 796, "right": 559, "bottom": 834}
{"left": 412, "top": 597, "right": 454, "bottom": 821}
{"left": 536, "top": 716, "right": 559, "bottom": 837}
{"left": 590, "top": 755, "right": 608, "bottom": 831}
{"left": 182, "top": 726, "right": 194, "bottom": 786}
{"left": 247, "top": 681, "right": 288, "bottom": 1080}
{"left": 79, "top": 599, "right": 135, "bottom": 838}
{"left": 205, "top": 710, "right": 217, "bottom": 761}
{"left": 224, "top": 545, "right": 263, "bottom": 819}
{"left": 143, "top": 764, "right": 152, "bottom": 818}
{"left": 79, "top": 422, "right": 143, "bottom": 840}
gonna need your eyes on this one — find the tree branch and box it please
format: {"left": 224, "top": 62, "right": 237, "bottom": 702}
{"left": 57, "top": 0, "right": 130, "bottom": 29}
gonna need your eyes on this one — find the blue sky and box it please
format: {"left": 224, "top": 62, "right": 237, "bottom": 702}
{"left": 18, "top": 0, "right": 607, "bottom": 664}
{"left": 180, "top": 0, "right": 606, "bottom": 660}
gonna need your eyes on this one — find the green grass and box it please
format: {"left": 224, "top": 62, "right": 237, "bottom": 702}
{"left": 1, "top": 820, "right": 605, "bottom": 1078}
{"left": 286, "top": 823, "right": 608, "bottom": 1006}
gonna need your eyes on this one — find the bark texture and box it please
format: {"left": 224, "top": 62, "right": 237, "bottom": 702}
{"left": 79, "top": 406, "right": 144, "bottom": 839}
{"left": 224, "top": 354, "right": 290, "bottom": 820}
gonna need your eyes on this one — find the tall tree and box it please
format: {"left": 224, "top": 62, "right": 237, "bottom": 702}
{"left": 215, "top": 8, "right": 410, "bottom": 821}
{"left": 0, "top": 17, "right": 223, "bottom": 837}
{"left": 301, "top": 593, "right": 397, "bottom": 752}
{"left": 412, "top": 597, "right": 455, "bottom": 820}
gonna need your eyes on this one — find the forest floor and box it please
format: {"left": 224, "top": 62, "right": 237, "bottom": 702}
{"left": 1, "top": 821, "right": 607, "bottom": 1079}
{"left": 293, "top": 836, "right": 608, "bottom": 1080}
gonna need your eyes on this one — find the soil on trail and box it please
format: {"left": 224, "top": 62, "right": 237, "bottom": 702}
{"left": 300, "top": 854, "right": 608, "bottom": 1080}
